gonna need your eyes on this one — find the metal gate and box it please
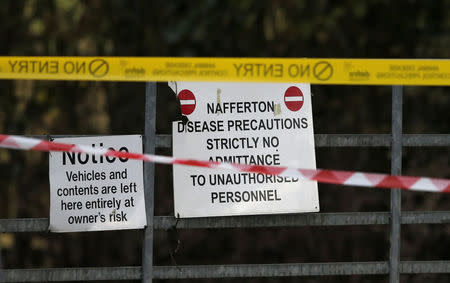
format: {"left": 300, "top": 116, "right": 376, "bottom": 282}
{"left": 1, "top": 83, "right": 449, "bottom": 282}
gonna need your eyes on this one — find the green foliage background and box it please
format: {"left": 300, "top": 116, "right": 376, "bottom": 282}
{"left": 0, "top": 1, "right": 449, "bottom": 282}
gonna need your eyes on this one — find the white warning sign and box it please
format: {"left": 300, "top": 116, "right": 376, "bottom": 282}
{"left": 171, "top": 82, "right": 320, "bottom": 218}
{"left": 49, "top": 135, "right": 146, "bottom": 232}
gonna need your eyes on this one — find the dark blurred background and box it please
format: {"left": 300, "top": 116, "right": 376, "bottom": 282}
{"left": 0, "top": 0, "right": 449, "bottom": 282}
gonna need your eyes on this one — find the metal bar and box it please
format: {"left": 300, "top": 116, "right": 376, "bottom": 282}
{"left": 314, "top": 134, "right": 391, "bottom": 147}
{"left": 389, "top": 85, "right": 403, "bottom": 283}
{"left": 400, "top": 261, "right": 450, "bottom": 273}
{"left": 2, "top": 211, "right": 450, "bottom": 232}
{"left": 153, "top": 262, "right": 389, "bottom": 279}
{"left": 401, "top": 211, "right": 450, "bottom": 224}
{"left": 3, "top": 261, "right": 450, "bottom": 281}
{"left": 154, "top": 212, "right": 390, "bottom": 229}
{"left": 0, "top": 244, "right": 3, "bottom": 283}
{"left": 403, "top": 134, "right": 450, "bottom": 147}
{"left": 0, "top": 218, "right": 49, "bottom": 232}
{"left": 2, "top": 267, "right": 141, "bottom": 282}
{"left": 156, "top": 135, "right": 171, "bottom": 148}
{"left": 142, "top": 82, "right": 157, "bottom": 283}
{"left": 155, "top": 211, "right": 450, "bottom": 229}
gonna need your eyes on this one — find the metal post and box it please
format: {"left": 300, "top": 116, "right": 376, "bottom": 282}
{"left": 0, "top": 246, "right": 3, "bottom": 282}
{"left": 142, "top": 82, "right": 157, "bottom": 283}
{"left": 389, "top": 85, "right": 403, "bottom": 283}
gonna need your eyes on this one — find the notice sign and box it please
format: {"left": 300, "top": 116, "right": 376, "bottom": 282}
{"left": 49, "top": 135, "right": 146, "bottom": 232}
{"left": 171, "top": 82, "right": 320, "bottom": 218}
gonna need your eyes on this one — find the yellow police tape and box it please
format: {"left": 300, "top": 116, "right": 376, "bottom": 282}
{"left": 1, "top": 56, "right": 450, "bottom": 85}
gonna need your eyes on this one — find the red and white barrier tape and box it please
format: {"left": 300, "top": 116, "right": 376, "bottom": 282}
{"left": 0, "top": 134, "right": 449, "bottom": 193}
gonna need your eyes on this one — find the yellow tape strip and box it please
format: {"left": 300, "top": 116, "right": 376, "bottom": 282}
{"left": 1, "top": 57, "right": 450, "bottom": 85}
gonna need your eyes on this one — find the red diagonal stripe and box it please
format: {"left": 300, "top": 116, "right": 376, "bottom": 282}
{"left": 376, "top": 176, "right": 406, "bottom": 189}
{"left": 444, "top": 184, "right": 450, "bottom": 193}
{"left": 106, "top": 150, "right": 147, "bottom": 161}
{"left": 430, "top": 178, "right": 450, "bottom": 192}
{"left": 331, "top": 170, "right": 355, "bottom": 182}
{"left": 398, "top": 176, "right": 421, "bottom": 188}
{"left": 312, "top": 170, "right": 353, "bottom": 184}
{"left": 174, "top": 159, "right": 218, "bottom": 169}
{"left": 233, "top": 164, "right": 286, "bottom": 175}
{"left": 298, "top": 169, "right": 317, "bottom": 179}
{"left": 363, "top": 173, "right": 387, "bottom": 186}
{"left": 32, "top": 140, "right": 76, "bottom": 152}
{"left": 30, "top": 141, "right": 50, "bottom": 151}
{"left": 0, "top": 135, "right": 8, "bottom": 143}
{"left": 0, "top": 137, "right": 20, "bottom": 149}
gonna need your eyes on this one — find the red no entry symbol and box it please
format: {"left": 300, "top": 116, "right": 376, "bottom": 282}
{"left": 284, "top": 86, "right": 304, "bottom": 112}
{"left": 178, "top": 89, "right": 196, "bottom": 115}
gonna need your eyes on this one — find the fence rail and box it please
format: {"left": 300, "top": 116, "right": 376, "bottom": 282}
{"left": 3, "top": 261, "right": 450, "bottom": 282}
{"left": 1, "top": 211, "right": 450, "bottom": 233}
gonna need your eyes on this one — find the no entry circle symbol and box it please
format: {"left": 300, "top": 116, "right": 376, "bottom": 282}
{"left": 89, "top": 59, "right": 109, "bottom": 78}
{"left": 284, "top": 86, "right": 304, "bottom": 112}
{"left": 313, "top": 61, "right": 333, "bottom": 81}
{"left": 178, "top": 89, "right": 196, "bottom": 115}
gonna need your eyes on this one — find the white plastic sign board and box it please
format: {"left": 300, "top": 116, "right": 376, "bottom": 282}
{"left": 171, "top": 82, "right": 320, "bottom": 218}
{"left": 49, "top": 135, "right": 146, "bottom": 232}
